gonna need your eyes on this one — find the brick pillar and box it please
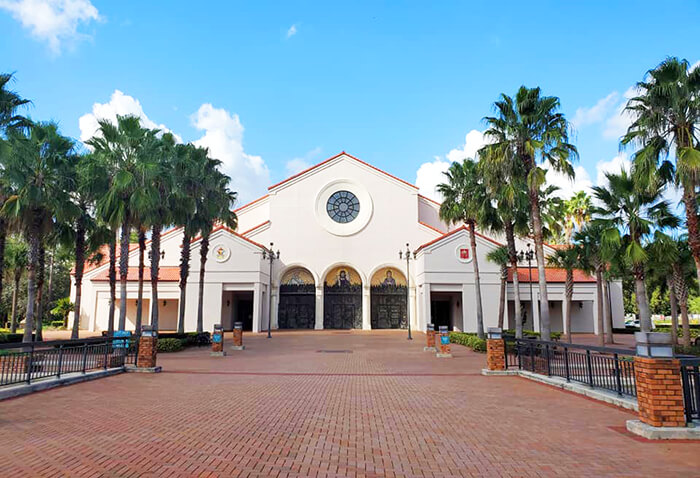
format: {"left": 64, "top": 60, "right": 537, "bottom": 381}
{"left": 487, "top": 339, "right": 506, "bottom": 371}
{"left": 634, "top": 356, "right": 686, "bottom": 428}
{"left": 424, "top": 323, "right": 436, "bottom": 352}
{"left": 137, "top": 336, "right": 157, "bottom": 369}
{"left": 211, "top": 324, "right": 225, "bottom": 356}
{"left": 436, "top": 326, "right": 452, "bottom": 358}
{"left": 232, "top": 321, "right": 244, "bottom": 350}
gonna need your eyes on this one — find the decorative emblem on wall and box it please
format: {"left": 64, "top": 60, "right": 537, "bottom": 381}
{"left": 213, "top": 243, "right": 230, "bottom": 263}
{"left": 456, "top": 244, "right": 472, "bottom": 263}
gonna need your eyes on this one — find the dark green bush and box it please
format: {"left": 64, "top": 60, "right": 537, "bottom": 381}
{"left": 448, "top": 332, "right": 487, "bottom": 353}
{"left": 675, "top": 344, "right": 700, "bottom": 356}
{"left": 503, "top": 329, "right": 562, "bottom": 340}
{"left": 157, "top": 338, "right": 185, "bottom": 353}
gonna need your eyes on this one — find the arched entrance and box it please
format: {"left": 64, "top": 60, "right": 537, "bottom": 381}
{"left": 278, "top": 267, "right": 316, "bottom": 329}
{"left": 370, "top": 267, "right": 407, "bottom": 329}
{"left": 323, "top": 266, "right": 362, "bottom": 329}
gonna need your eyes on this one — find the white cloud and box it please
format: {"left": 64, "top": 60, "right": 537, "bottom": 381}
{"left": 545, "top": 166, "right": 593, "bottom": 199}
{"left": 415, "top": 129, "right": 489, "bottom": 202}
{"left": 0, "top": 0, "right": 100, "bottom": 53}
{"left": 603, "top": 87, "right": 638, "bottom": 140}
{"left": 192, "top": 104, "right": 270, "bottom": 203}
{"left": 285, "top": 146, "right": 321, "bottom": 176}
{"left": 286, "top": 24, "right": 297, "bottom": 38}
{"left": 594, "top": 153, "right": 632, "bottom": 188}
{"left": 78, "top": 90, "right": 181, "bottom": 143}
{"left": 572, "top": 92, "right": 619, "bottom": 128}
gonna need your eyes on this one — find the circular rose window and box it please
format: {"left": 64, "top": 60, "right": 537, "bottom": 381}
{"left": 326, "top": 190, "right": 360, "bottom": 223}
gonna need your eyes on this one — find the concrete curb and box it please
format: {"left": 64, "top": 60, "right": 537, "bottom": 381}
{"left": 125, "top": 365, "right": 162, "bottom": 373}
{"left": 626, "top": 420, "right": 700, "bottom": 440}
{"left": 481, "top": 368, "right": 638, "bottom": 411}
{"left": 0, "top": 368, "right": 124, "bottom": 401}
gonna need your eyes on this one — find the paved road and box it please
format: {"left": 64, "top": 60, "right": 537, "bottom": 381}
{"left": 0, "top": 330, "right": 698, "bottom": 477}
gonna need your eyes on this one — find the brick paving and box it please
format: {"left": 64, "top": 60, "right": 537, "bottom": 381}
{"left": 0, "top": 330, "right": 698, "bottom": 477}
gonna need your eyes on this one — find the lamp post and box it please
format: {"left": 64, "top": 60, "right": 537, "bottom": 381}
{"left": 517, "top": 243, "right": 535, "bottom": 329}
{"left": 399, "top": 243, "right": 416, "bottom": 340}
{"left": 262, "top": 242, "right": 280, "bottom": 339}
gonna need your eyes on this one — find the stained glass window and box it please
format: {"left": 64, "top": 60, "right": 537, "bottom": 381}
{"left": 326, "top": 190, "right": 360, "bottom": 223}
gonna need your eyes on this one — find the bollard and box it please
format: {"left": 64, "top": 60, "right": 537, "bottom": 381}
{"left": 134, "top": 325, "right": 161, "bottom": 372}
{"left": 486, "top": 327, "right": 506, "bottom": 371}
{"left": 231, "top": 321, "right": 245, "bottom": 350}
{"left": 211, "top": 324, "right": 226, "bottom": 357}
{"left": 436, "top": 325, "right": 452, "bottom": 358}
{"left": 424, "top": 323, "right": 436, "bottom": 352}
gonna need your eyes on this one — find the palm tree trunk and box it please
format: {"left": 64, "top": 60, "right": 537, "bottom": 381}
{"left": 23, "top": 222, "right": 40, "bottom": 344}
{"left": 135, "top": 227, "right": 146, "bottom": 333}
{"left": 197, "top": 235, "right": 210, "bottom": 334}
{"left": 595, "top": 266, "right": 604, "bottom": 346}
{"left": 497, "top": 265, "right": 506, "bottom": 329}
{"left": 35, "top": 244, "right": 45, "bottom": 341}
{"left": 602, "top": 279, "right": 613, "bottom": 344}
{"left": 505, "top": 223, "right": 523, "bottom": 339}
{"left": 46, "top": 248, "right": 55, "bottom": 311}
{"left": 467, "top": 220, "right": 484, "bottom": 339}
{"left": 108, "top": 231, "right": 117, "bottom": 336}
{"left": 679, "top": 301, "right": 691, "bottom": 348}
{"left": 565, "top": 269, "right": 573, "bottom": 343}
{"left": 528, "top": 184, "right": 551, "bottom": 340}
{"left": 150, "top": 223, "right": 162, "bottom": 332}
{"left": 71, "top": 213, "right": 86, "bottom": 339}
{"left": 10, "top": 272, "right": 20, "bottom": 334}
{"left": 634, "top": 266, "right": 652, "bottom": 332}
{"left": 673, "top": 264, "right": 690, "bottom": 347}
{"left": 667, "top": 276, "right": 678, "bottom": 346}
{"left": 177, "top": 231, "right": 192, "bottom": 334}
{"left": 0, "top": 219, "right": 6, "bottom": 326}
{"left": 118, "top": 217, "right": 130, "bottom": 331}
{"left": 681, "top": 185, "right": 700, "bottom": 296}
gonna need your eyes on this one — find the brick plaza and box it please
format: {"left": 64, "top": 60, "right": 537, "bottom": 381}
{"left": 1, "top": 331, "right": 698, "bottom": 477}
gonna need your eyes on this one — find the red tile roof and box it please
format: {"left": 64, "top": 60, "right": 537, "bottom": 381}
{"left": 416, "top": 225, "right": 504, "bottom": 252}
{"left": 92, "top": 266, "right": 180, "bottom": 282}
{"left": 190, "top": 224, "right": 267, "bottom": 250}
{"left": 508, "top": 267, "right": 595, "bottom": 283}
{"left": 233, "top": 194, "right": 269, "bottom": 213}
{"left": 267, "top": 152, "right": 419, "bottom": 191}
{"left": 239, "top": 221, "right": 270, "bottom": 236}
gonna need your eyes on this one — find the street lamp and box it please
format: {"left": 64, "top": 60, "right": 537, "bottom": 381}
{"left": 261, "top": 242, "right": 280, "bottom": 339}
{"left": 399, "top": 243, "right": 416, "bottom": 340}
{"left": 517, "top": 243, "right": 535, "bottom": 329}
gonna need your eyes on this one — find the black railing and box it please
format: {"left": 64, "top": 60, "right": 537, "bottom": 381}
{"left": 512, "top": 338, "right": 637, "bottom": 397}
{"left": 680, "top": 358, "right": 700, "bottom": 423}
{"left": 0, "top": 336, "right": 139, "bottom": 388}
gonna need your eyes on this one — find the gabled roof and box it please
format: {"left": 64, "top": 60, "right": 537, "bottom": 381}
{"left": 190, "top": 224, "right": 267, "bottom": 250}
{"left": 240, "top": 221, "right": 270, "bottom": 237}
{"left": 416, "top": 225, "right": 503, "bottom": 253}
{"left": 233, "top": 194, "right": 269, "bottom": 214}
{"left": 267, "top": 152, "right": 419, "bottom": 192}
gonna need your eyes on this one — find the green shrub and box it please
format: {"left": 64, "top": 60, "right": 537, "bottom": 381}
{"left": 675, "top": 344, "right": 700, "bottom": 356}
{"left": 157, "top": 338, "right": 185, "bottom": 353}
{"left": 655, "top": 326, "right": 700, "bottom": 340}
{"left": 503, "top": 329, "right": 562, "bottom": 340}
{"left": 448, "top": 332, "right": 487, "bottom": 353}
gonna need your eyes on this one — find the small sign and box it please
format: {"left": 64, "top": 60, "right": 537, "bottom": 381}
{"left": 455, "top": 244, "right": 473, "bottom": 263}
{"left": 213, "top": 334, "right": 222, "bottom": 343}
{"left": 213, "top": 243, "right": 230, "bottom": 263}
{"left": 114, "top": 330, "right": 132, "bottom": 349}
{"left": 459, "top": 248, "right": 469, "bottom": 260}
{"left": 440, "top": 335, "right": 449, "bottom": 345}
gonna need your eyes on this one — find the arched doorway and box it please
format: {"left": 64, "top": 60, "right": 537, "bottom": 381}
{"left": 370, "top": 267, "right": 407, "bottom": 329}
{"left": 323, "top": 266, "right": 362, "bottom": 329}
{"left": 278, "top": 267, "right": 316, "bottom": 329}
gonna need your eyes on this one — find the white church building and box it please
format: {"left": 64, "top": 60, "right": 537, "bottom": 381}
{"left": 70, "top": 152, "right": 625, "bottom": 335}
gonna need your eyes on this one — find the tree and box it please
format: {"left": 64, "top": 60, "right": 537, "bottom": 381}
{"left": 51, "top": 297, "right": 74, "bottom": 328}
{"left": 483, "top": 86, "right": 578, "bottom": 340}
{"left": 563, "top": 191, "right": 592, "bottom": 243}
{"left": 623, "top": 57, "right": 700, "bottom": 293}
{"left": 194, "top": 164, "right": 237, "bottom": 333}
{"left": 0, "top": 73, "right": 31, "bottom": 328}
{"left": 89, "top": 115, "right": 157, "bottom": 332}
{"left": 547, "top": 247, "right": 581, "bottom": 342}
{"left": 592, "top": 169, "right": 679, "bottom": 333}
{"left": 573, "top": 224, "right": 607, "bottom": 345}
{"left": 486, "top": 246, "right": 510, "bottom": 330}
{"left": 3, "top": 123, "right": 73, "bottom": 342}
{"left": 438, "top": 159, "right": 493, "bottom": 339}
{"left": 478, "top": 153, "right": 530, "bottom": 338}
{"left": 5, "top": 236, "right": 27, "bottom": 333}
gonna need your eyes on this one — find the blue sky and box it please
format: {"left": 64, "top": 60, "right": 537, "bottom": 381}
{"left": 1, "top": 1, "right": 698, "bottom": 204}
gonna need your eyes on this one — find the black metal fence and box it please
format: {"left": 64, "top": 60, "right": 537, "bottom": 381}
{"left": 0, "top": 336, "right": 139, "bottom": 387}
{"left": 680, "top": 358, "right": 700, "bottom": 423}
{"left": 510, "top": 338, "right": 637, "bottom": 397}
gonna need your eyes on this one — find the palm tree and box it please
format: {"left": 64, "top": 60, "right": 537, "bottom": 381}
{"left": 622, "top": 57, "right": 700, "bottom": 292}
{"left": 194, "top": 165, "right": 237, "bottom": 333}
{"left": 0, "top": 73, "right": 31, "bottom": 324}
{"left": 5, "top": 236, "right": 27, "bottom": 333}
{"left": 483, "top": 87, "right": 578, "bottom": 340}
{"left": 563, "top": 191, "right": 592, "bottom": 243}
{"left": 478, "top": 154, "right": 531, "bottom": 338}
{"left": 438, "top": 159, "right": 493, "bottom": 339}
{"left": 486, "top": 246, "right": 510, "bottom": 330}
{"left": 547, "top": 247, "right": 581, "bottom": 342}
{"left": 573, "top": 224, "right": 607, "bottom": 345}
{"left": 2, "top": 122, "right": 73, "bottom": 342}
{"left": 107, "top": 231, "right": 117, "bottom": 335}
{"left": 89, "top": 115, "right": 157, "bottom": 332}
{"left": 592, "top": 169, "right": 679, "bottom": 333}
